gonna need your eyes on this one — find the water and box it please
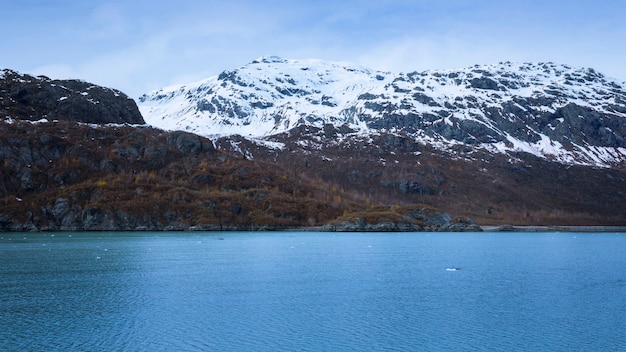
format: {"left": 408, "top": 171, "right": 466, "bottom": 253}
{"left": 1, "top": 232, "right": 625, "bottom": 351}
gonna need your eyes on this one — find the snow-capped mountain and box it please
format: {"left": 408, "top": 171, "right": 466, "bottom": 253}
{"left": 139, "top": 56, "right": 383, "bottom": 135}
{"left": 139, "top": 56, "right": 626, "bottom": 166}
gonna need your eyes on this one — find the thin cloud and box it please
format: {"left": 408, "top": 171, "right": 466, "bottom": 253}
{"left": 2, "top": 0, "right": 625, "bottom": 98}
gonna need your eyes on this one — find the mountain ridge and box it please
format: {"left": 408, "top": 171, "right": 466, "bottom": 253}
{"left": 1, "top": 61, "right": 625, "bottom": 230}
{"left": 139, "top": 57, "right": 626, "bottom": 167}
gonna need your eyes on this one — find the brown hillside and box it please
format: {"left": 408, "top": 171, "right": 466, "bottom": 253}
{"left": 216, "top": 126, "right": 626, "bottom": 226}
{"left": 1, "top": 120, "right": 464, "bottom": 231}
{"left": 0, "top": 120, "right": 346, "bottom": 230}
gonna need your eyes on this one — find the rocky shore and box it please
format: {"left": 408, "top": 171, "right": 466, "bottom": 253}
{"left": 0, "top": 208, "right": 483, "bottom": 233}
{"left": 482, "top": 225, "right": 626, "bottom": 233}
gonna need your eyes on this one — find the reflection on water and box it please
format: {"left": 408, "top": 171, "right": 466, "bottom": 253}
{"left": 1, "top": 232, "right": 625, "bottom": 351}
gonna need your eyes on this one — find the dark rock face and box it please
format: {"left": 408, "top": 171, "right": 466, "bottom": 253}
{"left": 166, "top": 131, "right": 213, "bottom": 154}
{"left": 0, "top": 69, "right": 144, "bottom": 124}
{"left": 50, "top": 197, "right": 79, "bottom": 230}
{"left": 440, "top": 218, "right": 483, "bottom": 232}
{"left": 469, "top": 77, "right": 501, "bottom": 90}
{"left": 381, "top": 179, "right": 435, "bottom": 195}
{"left": 81, "top": 208, "right": 117, "bottom": 231}
{"left": 323, "top": 208, "right": 482, "bottom": 232}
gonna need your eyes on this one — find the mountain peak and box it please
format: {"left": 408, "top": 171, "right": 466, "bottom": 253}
{"left": 251, "top": 55, "right": 289, "bottom": 64}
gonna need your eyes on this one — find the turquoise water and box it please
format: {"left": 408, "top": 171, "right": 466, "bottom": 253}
{"left": 1, "top": 232, "right": 625, "bottom": 351}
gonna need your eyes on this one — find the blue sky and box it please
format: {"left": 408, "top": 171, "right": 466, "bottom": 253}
{"left": 2, "top": 0, "right": 625, "bottom": 98}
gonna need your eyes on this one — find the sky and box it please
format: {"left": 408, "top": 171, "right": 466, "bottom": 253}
{"left": 2, "top": 0, "right": 625, "bottom": 98}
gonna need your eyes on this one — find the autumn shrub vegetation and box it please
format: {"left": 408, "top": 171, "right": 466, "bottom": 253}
{"left": 1, "top": 119, "right": 625, "bottom": 230}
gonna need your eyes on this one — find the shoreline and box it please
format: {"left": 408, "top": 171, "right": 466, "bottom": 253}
{"left": 480, "top": 225, "right": 626, "bottom": 233}
{"left": 2, "top": 225, "right": 626, "bottom": 233}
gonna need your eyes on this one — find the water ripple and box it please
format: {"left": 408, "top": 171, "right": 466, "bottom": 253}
{"left": 2, "top": 232, "right": 626, "bottom": 351}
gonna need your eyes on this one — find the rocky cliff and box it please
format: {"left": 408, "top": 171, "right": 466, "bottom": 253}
{"left": 1, "top": 69, "right": 144, "bottom": 124}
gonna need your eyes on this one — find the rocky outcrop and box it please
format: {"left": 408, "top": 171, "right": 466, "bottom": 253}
{"left": 1, "top": 69, "right": 144, "bottom": 124}
{"left": 323, "top": 219, "right": 481, "bottom": 232}
{"left": 166, "top": 131, "right": 213, "bottom": 154}
{"left": 323, "top": 207, "right": 483, "bottom": 232}
{"left": 439, "top": 218, "right": 483, "bottom": 232}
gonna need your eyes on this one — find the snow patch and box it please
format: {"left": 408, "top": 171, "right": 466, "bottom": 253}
{"left": 249, "top": 138, "right": 285, "bottom": 150}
